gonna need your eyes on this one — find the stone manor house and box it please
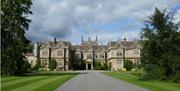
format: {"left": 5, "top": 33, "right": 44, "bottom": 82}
{"left": 25, "top": 36, "right": 142, "bottom": 71}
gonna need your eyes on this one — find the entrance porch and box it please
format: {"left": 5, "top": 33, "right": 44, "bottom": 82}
{"left": 86, "top": 62, "right": 93, "bottom": 70}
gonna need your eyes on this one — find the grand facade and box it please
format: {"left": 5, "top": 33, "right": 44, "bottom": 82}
{"left": 26, "top": 36, "right": 142, "bottom": 71}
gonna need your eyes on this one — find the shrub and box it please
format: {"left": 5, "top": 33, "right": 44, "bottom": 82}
{"left": 141, "top": 64, "right": 164, "bottom": 80}
{"left": 94, "top": 61, "right": 105, "bottom": 70}
{"left": 122, "top": 68, "right": 126, "bottom": 71}
{"left": 173, "top": 71, "right": 180, "bottom": 83}
{"left": 22, "top": 60, "right": 32, "bottom": 73}
{"left": 104, "top": 62, "right": 108, "bottom": 70}
{"left": 124, "top": 60, "right": 133, "bottom": 71}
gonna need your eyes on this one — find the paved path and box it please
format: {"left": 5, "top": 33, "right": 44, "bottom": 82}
{"left": 56, "top": 71, "right": 148, "bottom": 91}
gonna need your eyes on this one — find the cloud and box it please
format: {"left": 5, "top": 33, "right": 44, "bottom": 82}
{"left": 25, "top": 0, "right": 180, "bottom": 43}
{"left": 174, "top": 10, "right": 180, "bottom": 24}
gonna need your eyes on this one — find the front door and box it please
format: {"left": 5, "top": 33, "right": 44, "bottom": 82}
{"left": 88, "top": 63, "right": 91, "bottom": 70}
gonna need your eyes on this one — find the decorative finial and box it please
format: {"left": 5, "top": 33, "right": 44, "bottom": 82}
{"left": 96, "top": 35, "right": 98, "bottom": 42}
{"left": 81, "top": 35, "right": 84, "bottom": 42}
{"left": 54, "top": 37, "right": 57, "bottom": 43}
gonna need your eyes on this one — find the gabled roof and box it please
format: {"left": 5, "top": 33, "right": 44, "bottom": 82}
{"left": 108, "top": 40, "right": 142, "bottom": 50}
{"left": 38, "top": 39, "right": 142, "bottom": 51}
{"left": 39, "top": 41, "right": 71, "bottom": 49}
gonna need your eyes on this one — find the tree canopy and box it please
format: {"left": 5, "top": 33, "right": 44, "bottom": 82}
{"left": 141, "top": 8, "right": 180, "bottom": 81}
{"left": 1, "top": 0, "right": 33, "bottom": 75}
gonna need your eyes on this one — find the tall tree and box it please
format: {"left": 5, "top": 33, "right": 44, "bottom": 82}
{"left": 141, "top": 8, "right": 180, "bottom": 80}
{"left": 1, "top": 0, "right": 33, "bottom": 75}
{"left": 33, "top": 58, "right": 42, "bottom": 71}
{"left": 49, "top": 59, "right": 57, "bottom": 71}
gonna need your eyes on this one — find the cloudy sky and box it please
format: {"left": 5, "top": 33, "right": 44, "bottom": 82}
{"left": 25, "top": 0, "right": 180, "bottom": 44}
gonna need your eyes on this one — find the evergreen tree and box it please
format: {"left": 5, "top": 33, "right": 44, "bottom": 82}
{"left": 141, "top": 8, "right": 180, "bottom": 80}
{"left": 1, "top": 0, "right": 33, "bottom": 75}
{"left": 49, "top": 59, "right": 57, "bottom": 71}
{"left": 33, "top": 58, "right": 42, "bottom": 71}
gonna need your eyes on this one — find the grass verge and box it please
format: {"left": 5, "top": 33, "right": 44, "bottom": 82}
{"left": 104, "top": 71, "right": 180, "bottom": 91}
{"left": 1, "top": 72, "right": 78, "bottom": 91}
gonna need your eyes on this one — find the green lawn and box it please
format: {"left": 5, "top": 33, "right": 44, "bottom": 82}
{"left": 104, "top": 71, "right": 180, "bottom": 91}
{"left": 1, "top": 72, "right": 78, "bottom": 91}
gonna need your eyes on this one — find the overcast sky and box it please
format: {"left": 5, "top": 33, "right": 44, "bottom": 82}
{"left": 25, "top": 0, "right": 180, "bottom": 44}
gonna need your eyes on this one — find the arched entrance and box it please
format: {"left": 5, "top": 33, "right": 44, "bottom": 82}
{"left": 88, "top": 63, "right": 91, "bottom": 70}
{"left": 86, "top": 62, "right": 93, "bottom": 70}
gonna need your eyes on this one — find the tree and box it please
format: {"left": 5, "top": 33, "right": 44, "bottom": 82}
{"left": 103, "top": 62, "right": 108, "bottom": 70}
{"left": 94, "top": 61, "right": 102, "bottom": 70}
{"left": 49, "top": 59, "right": 57, "bottom": 71}
{"left": 124, "top": 60, "right": 133, "bottom": 71}
{"left": 23, "top": 59, "right": 32, "bottom": 72}
{"left": 1, "top": 0, "right": 33, "bottom": 75}
{"left": 141, "top": 8, "right": 180, "bottom": 80}
{"left": 33, "top": 58, "right": 42, "bottom": 71}
{"left": 94, "top": 61, "right": 106, "bottom": 70}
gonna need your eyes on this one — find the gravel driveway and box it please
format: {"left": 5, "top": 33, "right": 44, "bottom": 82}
{"left": 56, "top": 71, "right": 148, "bottom": 91}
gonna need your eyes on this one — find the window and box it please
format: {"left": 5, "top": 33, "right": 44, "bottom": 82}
{"left": 82, "top": 54, "right": 84, "bottom": 59}
{"left": 87, "top": 54, "right": 92, "bottom": 59}
{"left": 117, "top": 52, "right": 122, "bottom": 56}
{"left": 42, "top": 51, "right": 48, "bottom": 56}
{"left": 57, "top": 60, "right": 63, "bottom": 67}
{"left": 99, "top": 53, "right": 104, "bottom": 58}
{"left": 111, "top": 52, "right": 114, "bottom": 57}
{"left": 134, "top": 60, "right": 140, "bottom": 64}
{"left": 117, "top": 59, "right": 122, "bottom": 62}
{"left": 134, "top": 49, "right": 140, "bottom": 54}
{"left": 57, "top": 51, "right": 63, "bottom": 56}
{"left": 117, "top": 59, "right": 122, "bottom": 64}
{"left": 41, "top": 60, "right": 48, "bottom": 67}
{"left": 95, "top": 54, "right": 98, "bottom": 59}
{"left": 137, "top": 60, "right": 140, "bottom": 64}
{"left": 76, "top": 54, "right": 80, "bottom": 58}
